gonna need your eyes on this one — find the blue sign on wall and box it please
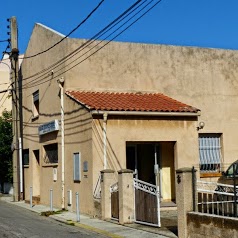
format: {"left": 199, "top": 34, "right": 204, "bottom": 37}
{"left": 38, "top": 120, "right": 59, "bottom": 135}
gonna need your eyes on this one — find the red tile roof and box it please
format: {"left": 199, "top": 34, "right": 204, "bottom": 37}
{"left": 66, "top": 90, "right": 199, "bottom": 113}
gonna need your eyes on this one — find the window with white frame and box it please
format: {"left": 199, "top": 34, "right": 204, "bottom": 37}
{"left": 73, "top": 152, "right": 81, "bottom": 182}
{"left": 199, "top": 133, "right": 222, "bottom": 173}
{"left": 32, "top": 90, "right": 39, "bottom": 118}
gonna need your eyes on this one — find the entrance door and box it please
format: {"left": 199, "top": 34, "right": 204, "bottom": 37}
{"left": 126, "top": 142, "right": 175, "bottom": 202}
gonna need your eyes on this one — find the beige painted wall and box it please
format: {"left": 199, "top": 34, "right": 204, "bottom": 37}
{"left": 92, "top": 116, "right": 198, "bottom": 202}
{"left": 0, "top": 57, "right": 11, "bottom": 114}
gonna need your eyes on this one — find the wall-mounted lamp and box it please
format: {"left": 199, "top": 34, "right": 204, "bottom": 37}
{"left": 57, "top": 77, "right": 64, "bottom": 85}
{"left": 197, "top": 121, "right": 205, "bottom": 131}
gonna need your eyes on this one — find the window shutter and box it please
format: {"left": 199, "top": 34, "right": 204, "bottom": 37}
{"left": 74, "top": 153, "right": 81, "bottom": 181}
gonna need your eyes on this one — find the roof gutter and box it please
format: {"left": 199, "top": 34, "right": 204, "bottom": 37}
{"left": 91, "top": 110, "right": 200, "bottom": 117}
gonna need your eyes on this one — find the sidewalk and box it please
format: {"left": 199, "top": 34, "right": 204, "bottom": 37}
{"left": 0, "top": 195, "right": 177, "bottom": 238}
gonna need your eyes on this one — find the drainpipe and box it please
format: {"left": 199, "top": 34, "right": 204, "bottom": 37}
{"left": 18, "top": 137, "right": 23, "bottom": 194}
{"left": 57, "top": 78, "right": 65, "bottom": 209}
{"left": 103, "top": 113, "right": 108, "bottom": 169}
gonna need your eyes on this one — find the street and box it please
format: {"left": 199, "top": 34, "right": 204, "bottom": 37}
{"left": 0, "top": 200, "right": 108, "bottom": 238}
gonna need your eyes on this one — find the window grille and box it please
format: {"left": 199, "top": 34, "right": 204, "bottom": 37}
{"left": 199, "top": 134, "right": 222, "bottom": 173}
{"left": 73, "top": 152, "right": 81, "bottom": 182}
{"left": 44, "top": 144, "right": 58, "bottom": 164}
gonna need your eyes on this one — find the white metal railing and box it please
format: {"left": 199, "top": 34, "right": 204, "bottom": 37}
{"left": 197, "top": 180, "right": 235, "bottom": 196}
{"left": 197, "top": 180, "right": 238, "bottom": 216}
{"left": 133, "top": 178, "right": 158, "bottom": 196}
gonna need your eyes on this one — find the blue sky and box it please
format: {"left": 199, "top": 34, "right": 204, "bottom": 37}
{"left": 1, "top": 0, "right": 238, "bottom": 56}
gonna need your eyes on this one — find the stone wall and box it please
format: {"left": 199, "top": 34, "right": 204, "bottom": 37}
{"left": 187, "top": 212, "right": 238, "bottom": 238}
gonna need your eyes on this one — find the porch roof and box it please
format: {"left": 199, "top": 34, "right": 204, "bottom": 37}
{"left": 66, "top": 90, "right": 200, "bottom": 115}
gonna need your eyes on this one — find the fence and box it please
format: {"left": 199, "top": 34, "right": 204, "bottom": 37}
{"left": 197, "top": 180, "right": 238, "bottom": 217}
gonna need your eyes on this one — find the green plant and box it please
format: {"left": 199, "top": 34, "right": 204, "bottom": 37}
{"left": 0, "top": 110, "right": 13, "bottom": 189}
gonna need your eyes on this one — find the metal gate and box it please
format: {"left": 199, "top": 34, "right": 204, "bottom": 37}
{"left": 134, "top": 178, "right": 161, "bottom": 227}
{"left": 110, "top": 182, "right": 119, "bottom": 220}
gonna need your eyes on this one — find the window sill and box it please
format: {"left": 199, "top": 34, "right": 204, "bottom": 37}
{"left": 200, "top": 172, "right": 222, "bottom": 178}
{"left": 74, "top": 180, "right": 81, "bottom": 183}
{"left": 42, "top": 163, "right": 58, "bottom": 167}
{"left": 24, "top": 165, "right": 29, "bottom": 168}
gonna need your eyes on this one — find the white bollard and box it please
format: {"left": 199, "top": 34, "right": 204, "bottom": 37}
{"left": 76, "top": 192, "right": 80, "bottom": 222}
{"left": 50, "top": 189, "right": 53, "bottom": 211}
{"left": 30, "top": 186, "right": 33, "bottom": 208}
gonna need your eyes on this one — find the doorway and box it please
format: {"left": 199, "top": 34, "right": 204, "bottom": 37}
{"left": 126, "top": 142, "right": 175, "bottom": 202}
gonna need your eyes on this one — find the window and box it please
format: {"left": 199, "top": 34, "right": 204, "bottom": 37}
{"left": 43, "top": 143, "right": 58, "bottom": 164}
{"left": 32, "top": 90, "right": 39, "bottom": 118}
{"left": 33, "top": 150, "right": 40, "bottom": 165}
{"left": 225, "top": 162, "right": 238, "bottom": 177}
{"left": 73, "top": 152, "right": 81, "bottom": 182}
{"left": 23, "top": 149, "right": 29, "bottom": 166}
{"left": 199, "top": 133, "right": 222, "bottom": 173}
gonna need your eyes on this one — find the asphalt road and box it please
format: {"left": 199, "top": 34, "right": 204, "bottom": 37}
{"left": 0, "top": 200, "right": 107, "bottom": 238}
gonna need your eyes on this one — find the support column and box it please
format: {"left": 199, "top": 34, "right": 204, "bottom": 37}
{"left": 118, "top": 169, "right": 134, "bottom": 224}
{"left": 100, "top": 169, "right": 114, "bottom": 220}
{"left": 176, "top": 167, "right": 197, "bottom": 238}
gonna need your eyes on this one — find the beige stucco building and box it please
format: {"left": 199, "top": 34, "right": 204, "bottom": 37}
{"left": 20, "top": 23, "right": 238, "bottom": 216}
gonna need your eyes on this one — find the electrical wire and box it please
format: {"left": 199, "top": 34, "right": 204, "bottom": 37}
{"left": 22, "top": 0, "right": 163, "bottom": 90}
{"left": 20, "top": 0, "right": 105, "bottom": 59}
{"left": 0, "top": 84, "right": 12, "bottom": 109}
{"left": 21, "top": 0, "right": 150, "bottom": 89}
{"left": 0, "top": 39, "right": 9, "bottom": 43}
{"left": 21, "top": 0, "right": 144, "bottom": 84}
{"left": 18, "top": 0, "right": 153, "bottom": 131}
{"left": 0, "top": 42, "right": 10, "bottom": 61}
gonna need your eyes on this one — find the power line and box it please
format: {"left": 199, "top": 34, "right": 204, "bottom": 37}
{"left": 0, "top": 85, "right": 11, "bottom": 109}
{"left": 0, "top": 39, "right": 9, "bottom": 43}
{"left": 22, "top": 0, "right": 163, "bottom": 90}
{"left": 21, "top": 0, "right": 147, "bottom": 87}
{"left": 1, "top": 42, "right": 10, "bottom": 61}
{"left": 17, "top": 0, "right": 157, "bottom": 131}
{"left": 20, "top": 0, "right": 105, "bottom": 59}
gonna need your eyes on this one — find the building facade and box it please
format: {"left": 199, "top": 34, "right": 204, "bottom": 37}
{"left": 20, "top": 23, "right": 238, "bottom": 215}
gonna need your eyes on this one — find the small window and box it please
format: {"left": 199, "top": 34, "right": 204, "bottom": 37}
{"left": 73, "top": 152, "right": 81, "bottom": 182}
{"left": 23, "top": 149, "right": 29, "bottom": 166}
{"left": 199, "top": 133, "right": 222, "bottom": 173}
{"left": 33, "top": 150, "right": 40, "bottom": 165}
{"left": 43, "top": 143, "right": 58, "bottom": 164}
{"left": 32, "top": 90, "right": 39, "bottom": 118}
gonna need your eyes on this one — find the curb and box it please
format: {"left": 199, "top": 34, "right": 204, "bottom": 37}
{"left": 51, "top": 216, "right": 123, "bottom": 238}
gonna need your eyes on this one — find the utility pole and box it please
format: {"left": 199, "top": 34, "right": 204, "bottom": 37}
{"left": 9, "top": 16, "right": 21, "bottom": 201}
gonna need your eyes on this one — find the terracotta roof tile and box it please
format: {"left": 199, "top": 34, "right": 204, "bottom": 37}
{"left": 65, "top": 90, "right": 199, "bottom": 113}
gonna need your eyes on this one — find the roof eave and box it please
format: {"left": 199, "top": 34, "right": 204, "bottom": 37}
{"left": 91, "top": 110, "right": 200, "bottom": 117}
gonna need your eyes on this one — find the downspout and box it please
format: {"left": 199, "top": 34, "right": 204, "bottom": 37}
{"left": 103, "top": 113, "right": 108, "bottom": 169}
{"left": 19, "top": 137, "right": 23, "bottom": 194}
{"left": 58, "top": 78, "right": 65, "bottom": 209}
